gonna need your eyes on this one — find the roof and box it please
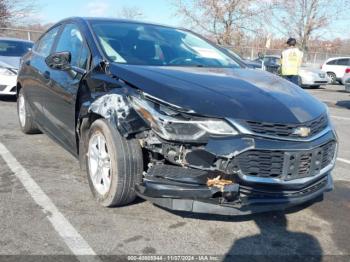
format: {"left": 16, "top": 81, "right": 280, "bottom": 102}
{"left": 0, "top": 37, "right": 33, "bottom": 43}
{"left": 326, "top": 57, "right": 350, "bottom": 60}
{"left": 59, "top": 17, "right": 182, "bottom": 30}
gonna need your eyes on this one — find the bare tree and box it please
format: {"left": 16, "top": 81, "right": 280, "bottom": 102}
{"left": 0, "top": 0, "right": 38, "bottom": 27}
{"left": 0, "top": 0, "right": 10, "bottom": 27}
{"left": 172, "top": 0, "right": 272, "bottom": 46}
{"left": 270, "top": 0, "right": 349, "bottom": 52}
{"left": 118, "top": 6, "right": 145, "bottom": 20}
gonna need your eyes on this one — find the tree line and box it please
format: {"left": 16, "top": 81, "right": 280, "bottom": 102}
{"left": 1, "top": 0, "right": 349, "bottom": 55}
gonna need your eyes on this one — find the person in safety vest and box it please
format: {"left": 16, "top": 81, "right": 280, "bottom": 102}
{"left": 281, "top": 38, "right": 303, "bottom": 86}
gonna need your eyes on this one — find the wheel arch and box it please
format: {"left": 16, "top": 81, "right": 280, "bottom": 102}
{"left": 75, "top": 91, "right": 148, "bottom": 170}
{"left": 16, "top": 82, "right": 23, "bottom": 98}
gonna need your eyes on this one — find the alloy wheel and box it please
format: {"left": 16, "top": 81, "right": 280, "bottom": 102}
{"left": 327, "top": 73, "right": 336, "bottom": 84}
{"left": 18, "top": 93, "right": 26, "bottom": 127}
{"left": 88, "top": 132, "right": 112, "bottom": 195}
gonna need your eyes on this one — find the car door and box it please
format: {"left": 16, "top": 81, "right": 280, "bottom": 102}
{"left": 24, "top": 26, "right": 61, "bottom": 125}
{"left": 43, "top": 23, "right": 90, "bottom": 155}
{"left": 323, "top": 59, "right": 337, "bottom": 72}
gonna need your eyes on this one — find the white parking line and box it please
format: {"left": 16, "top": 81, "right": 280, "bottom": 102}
{"left": 331, "top": 115, "right": 350, "bottom": 121}
{"left": 338, "top": 158, "right": 350, "bottom": 165}
{"left": 0, "top": 142, "right": 100, "bottom": 260}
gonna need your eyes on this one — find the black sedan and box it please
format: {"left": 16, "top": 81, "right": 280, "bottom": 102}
{"left": 254, "top": 55, "right": 281, "bottom": 74}
{"left": 16, "top": 18, "right": 337, "bottom": 216}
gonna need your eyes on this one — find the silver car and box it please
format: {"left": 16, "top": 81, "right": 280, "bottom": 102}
{"left": 342, "top": 73, "right": 350, "bottom": 92}
{"left": 299, "top": 67, "right": 329, "bottom": 88}
{"left": 341, "top": 72, "right": 350, "bottom": 84}
{"left": 0, "top": 37, "right": 33, "bottom": 95}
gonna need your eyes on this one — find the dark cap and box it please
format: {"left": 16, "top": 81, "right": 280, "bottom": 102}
{"left": 287, "top": 38, "right": 297, "bottom": 46}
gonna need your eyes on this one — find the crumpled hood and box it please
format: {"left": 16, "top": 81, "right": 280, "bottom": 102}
{"left": 109, "top": 64, "right": 326, "bottom": 124}
{"left": 0, "top": 56, "right": 20, "bottom": 69}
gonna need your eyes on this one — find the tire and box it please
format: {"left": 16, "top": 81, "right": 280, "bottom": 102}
{"left": 86, "top": 119, "right": 143, "bottom": 207}
{"left": 327, "top": 72, "right": 337, "bottom": 84}
{"left": 17, "top": 88, "right": 40, "bottom": 134}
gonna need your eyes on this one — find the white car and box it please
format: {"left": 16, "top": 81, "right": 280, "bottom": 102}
{"left": 321, "top": 57, "right": 350, "bottom": 84}
{"left": 299, "top": 67, "right": 329, "bottom": 88}
{"left": 0, "top": 37, "right": 33, "bottom": 96}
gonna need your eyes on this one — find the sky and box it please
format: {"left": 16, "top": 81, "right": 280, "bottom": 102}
{"left": 36, "top": 0, "right": 181, "bottom": 26}
{"left": 34, "top": 0, "right": 349, "bottom": 40}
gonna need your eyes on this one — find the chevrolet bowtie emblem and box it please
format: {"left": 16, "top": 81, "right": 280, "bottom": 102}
{"left": 293, "top": 127, "right": 311, "bottom": 137}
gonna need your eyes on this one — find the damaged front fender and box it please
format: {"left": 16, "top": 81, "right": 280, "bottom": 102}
{"left": 80, "top": 90, "right": 149, "bottom": 137}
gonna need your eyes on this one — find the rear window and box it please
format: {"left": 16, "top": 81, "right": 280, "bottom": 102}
{"left": 337, "top": 59, "right": 350, "bottom": 66}
{"left": 0, "top": 40, "right": 33, "bottom": 57}
{"left": 327, "top": 59, "right": 350, "bottom": 66}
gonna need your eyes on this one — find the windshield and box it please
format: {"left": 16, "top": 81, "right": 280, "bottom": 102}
{"left": 91, "top": 21, "right": 241, "bottom": 68}
{"left": 224, "top": 48, "right": 243, "bottom": 61}
{"left": 0, "top": 40, "right": 33, "bottom": 57}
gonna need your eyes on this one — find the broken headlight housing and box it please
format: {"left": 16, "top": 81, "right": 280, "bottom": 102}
{"left": 131, "top": 96, "right": 238, "bottom": 142}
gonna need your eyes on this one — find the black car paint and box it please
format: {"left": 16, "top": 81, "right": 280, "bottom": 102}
{"left": 108, "top": 64, "right": 325, "bottom": 123}
{"left": 17, "top": 17, "right": 336, "bottom": 215}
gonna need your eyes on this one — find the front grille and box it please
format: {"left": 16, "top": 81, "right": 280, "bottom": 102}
{"left": 245, "top": 114, "right": 328, "bottom": 139}
{"left": 0, "top": 85, "right": 7, "bottom": 91}
{"left": 236, "top": 141, "right": 336, "bottom": 180}
{"left": 298, "top": 152, "right": 312, "bottom": 177}
{"left": 236, "top": 151, "right": 285, "bottom": 178}
{"left": 239, "top": 175, "right": 328, "bottom": 200}
{"left": 321, "top": 141, "right": 336, "bottom": 168}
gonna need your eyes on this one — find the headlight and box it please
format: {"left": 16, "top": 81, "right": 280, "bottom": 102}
{"left": 0, "top": 67, "right": 16, "bottom": 76}
{"left": 302, "top": 71, "right": 314, "bottom": 78}
{"left": 131, "top": 96, "right": 238, "bottom": 142}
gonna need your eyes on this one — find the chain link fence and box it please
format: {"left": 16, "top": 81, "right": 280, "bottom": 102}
{"left": 0, "top": 28, "right": 43, "bottom": 42}
{"left": 235, "top": 46, "right": 350, "bottom": 68}
{"left": 0, "top": 28, "right": 349, "bottom": 67}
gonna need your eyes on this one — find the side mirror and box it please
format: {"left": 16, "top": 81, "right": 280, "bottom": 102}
{"left": 45, "top": 52, "right": 71, "bottom": 70}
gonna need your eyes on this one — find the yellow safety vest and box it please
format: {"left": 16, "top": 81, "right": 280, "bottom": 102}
{"left": 281, "top": 48, "right": 303, "bottom": 76}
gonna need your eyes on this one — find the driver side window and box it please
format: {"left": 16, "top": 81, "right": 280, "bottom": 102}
{"left": 55, "top": 23, "right": 90, "bottom": 69}
{"left": 36, "top": 26, "right": 60, "bottom": 57}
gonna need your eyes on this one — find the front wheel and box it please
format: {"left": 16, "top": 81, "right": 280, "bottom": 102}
{"left": 327, "top": 72, "right": 337, "bottom": 84}
{"left": 86, "top": 119, "right": 143, "bottom": 207}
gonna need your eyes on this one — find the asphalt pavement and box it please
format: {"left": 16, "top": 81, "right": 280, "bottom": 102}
{"left": 0, "top": 84, "right": 349, "bottom": 261}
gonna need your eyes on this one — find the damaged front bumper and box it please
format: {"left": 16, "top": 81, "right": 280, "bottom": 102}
{"left": 82, "top": 90, "right": 337, "bottom": 215}
{"left": 135, "top": 130, "right": 337, "bottom": 216}
{"left": 136, "top": 174, "right": 332, "bottom": 216}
